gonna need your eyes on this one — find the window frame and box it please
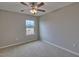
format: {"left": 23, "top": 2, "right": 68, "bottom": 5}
{"left": 25, "top": 20, "right": 35, "bottom": 36}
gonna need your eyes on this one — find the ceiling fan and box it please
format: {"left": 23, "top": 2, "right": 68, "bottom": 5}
{"left": 20, "top": 2, "right": 46, "bottom": 15}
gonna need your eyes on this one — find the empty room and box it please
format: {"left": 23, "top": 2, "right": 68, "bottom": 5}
{"left": 0, "top": 2, "right": 79, "bottom": 57}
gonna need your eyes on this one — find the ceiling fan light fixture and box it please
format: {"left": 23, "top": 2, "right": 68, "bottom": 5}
{"left": 20, "top": 2, "right": 45, "bottom": 15}
{"left": 30, "top": 9, "right": 37, "bottom": 14}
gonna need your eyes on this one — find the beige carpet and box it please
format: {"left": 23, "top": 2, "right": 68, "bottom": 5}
{"left": 0, "top": 41, "right": 78, "bottom": 57}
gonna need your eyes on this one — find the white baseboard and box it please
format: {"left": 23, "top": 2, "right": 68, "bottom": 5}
{"left": 0, "top": 40, "right": 38, "bottom": 49}
{"left": 0, "top": 42, "right": 27, "bottom": 49}
{"left": 42, "top": 40, "right": 79, "bottom": 56}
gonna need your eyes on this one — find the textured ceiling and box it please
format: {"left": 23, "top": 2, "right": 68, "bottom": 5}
{"left": 0, "top": 2, "right": 74, "bottom": 16}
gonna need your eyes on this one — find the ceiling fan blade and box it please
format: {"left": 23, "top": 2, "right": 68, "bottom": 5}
{"left": 37, "top": 9, "right": 45, "bottom": 12}
{"left": 20, "top": 2, "right": 28, "bottom": 6}
{"left": 37, "top": 2, "right": 44, "bottom": 7}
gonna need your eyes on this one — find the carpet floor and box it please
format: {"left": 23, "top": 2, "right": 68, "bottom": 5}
{"left": 0, "top": 41, "right": 78, "bottom": 57}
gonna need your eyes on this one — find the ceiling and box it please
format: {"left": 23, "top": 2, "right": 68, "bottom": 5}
{"left": 0, "top": 2, "right": 74, "bottom": 16}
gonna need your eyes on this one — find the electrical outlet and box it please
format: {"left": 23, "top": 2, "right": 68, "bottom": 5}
{"left": 16, "top": 38, "right": 18, "bottom": 40}
{"left": 73, "top": 44, "right": 76, "bottom": 47}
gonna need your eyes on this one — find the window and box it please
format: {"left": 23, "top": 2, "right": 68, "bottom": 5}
{"left": 26, "top": 20, "right": 35, "bottom": 35}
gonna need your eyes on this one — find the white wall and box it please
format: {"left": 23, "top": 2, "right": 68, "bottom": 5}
{"left": 39, "top": 3, "right": 79, "bottom": 54}
{"left": 0, "top": 10, "right": 38, "bottom": 47}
